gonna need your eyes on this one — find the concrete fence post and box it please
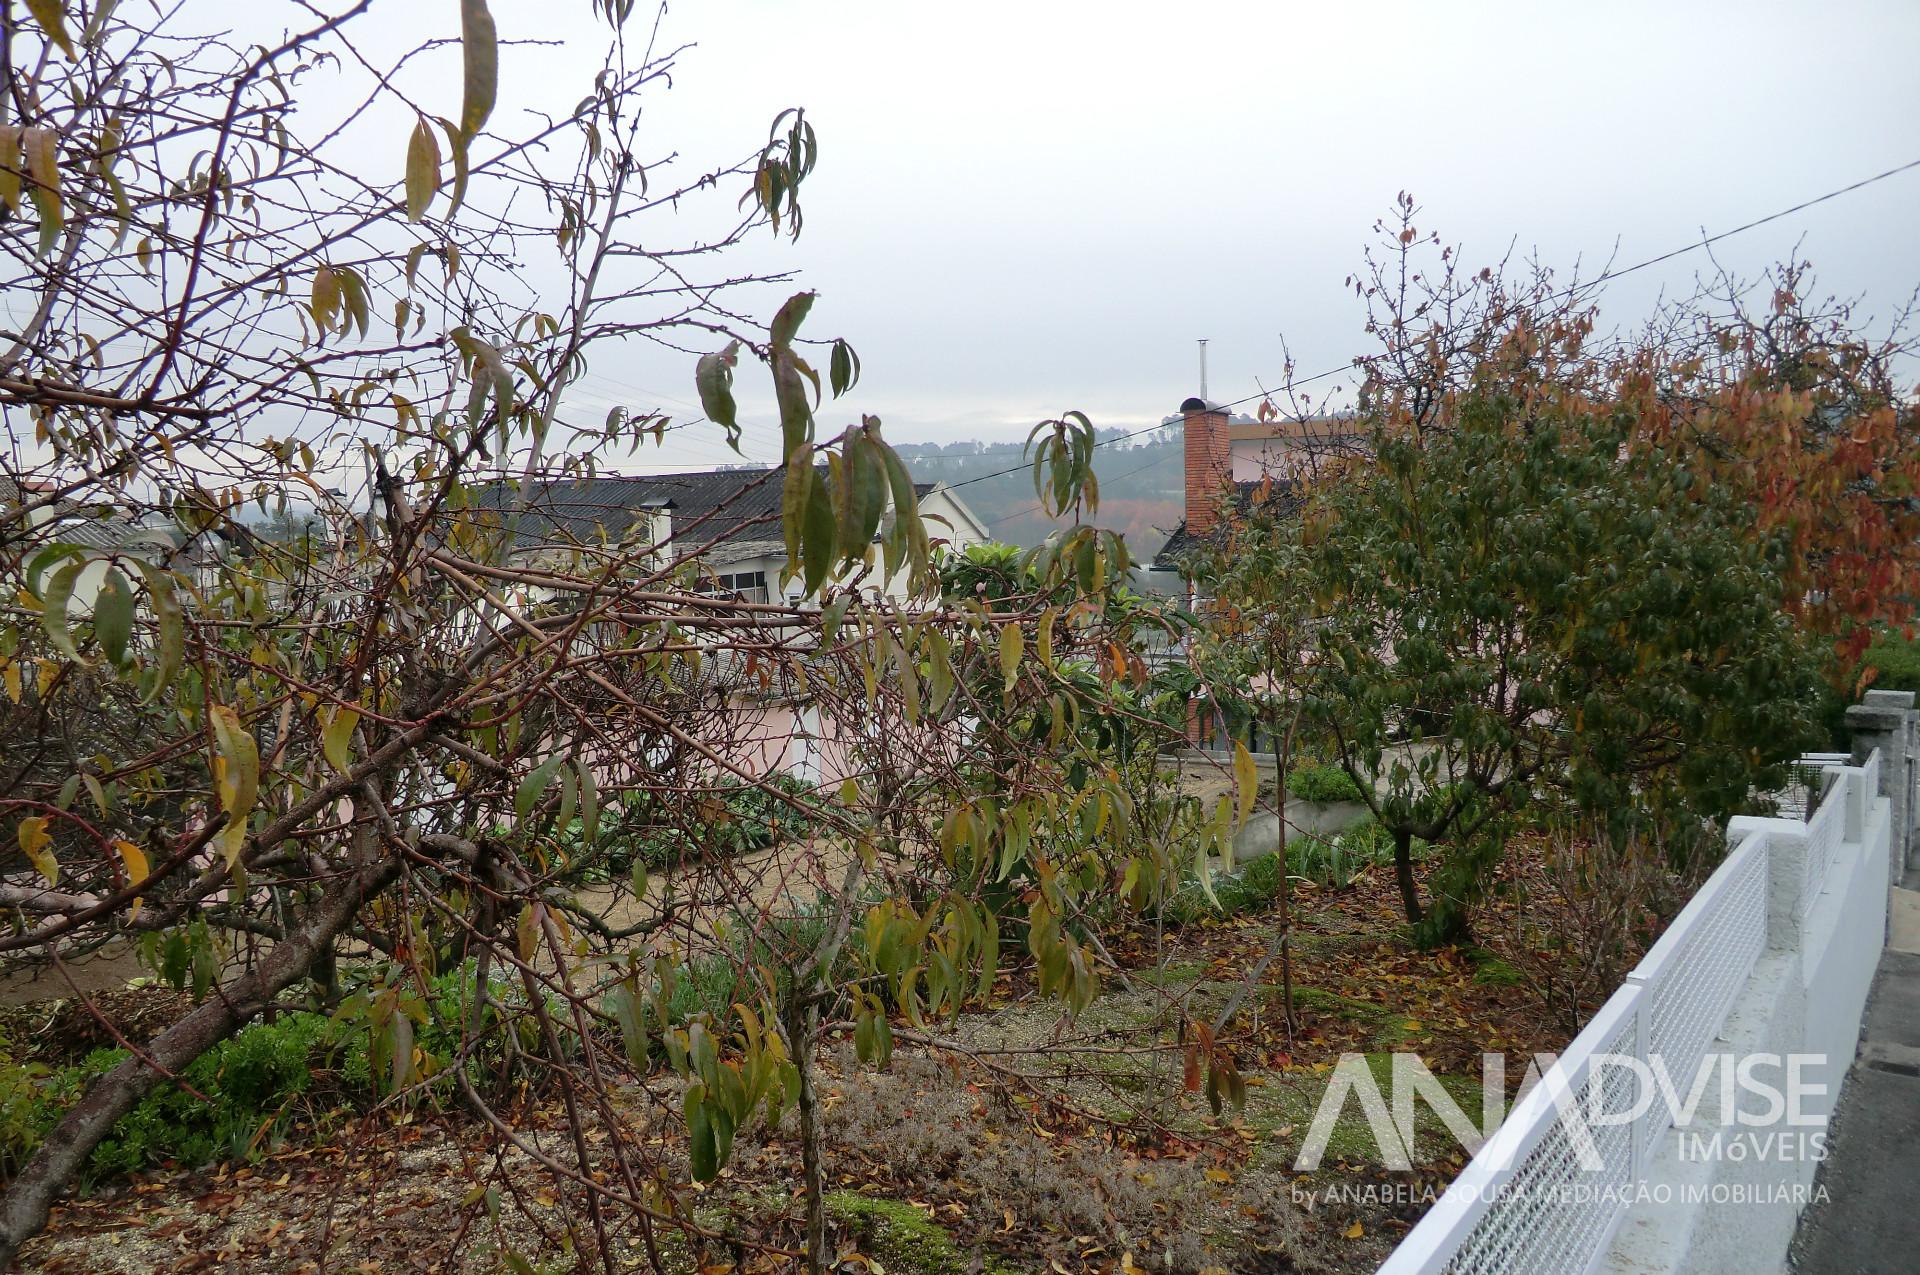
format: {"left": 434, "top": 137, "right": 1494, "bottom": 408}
{"left": 1729, "top": 818, "right": 1807, "bottom": 952}
{"left": 1838, "top": 763, "right": 1866, "bottom": 844}
{"left": 1847, "top": 689, "right": 1915, "bottom": 881}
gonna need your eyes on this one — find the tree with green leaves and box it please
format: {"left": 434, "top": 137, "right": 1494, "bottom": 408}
{"left": 1302, "top": 388, "right": 1826, "bottom": 944}
{"left": 1348, "top": 198, "right": 1920, "bottom": 688}
{"left": 0, "top": 5, "right": 1243, "bottom": 1271}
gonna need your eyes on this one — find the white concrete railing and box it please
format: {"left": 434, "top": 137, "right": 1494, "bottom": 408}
{"left": 1377, "top": 752, "right": 1891, "bottom": 1275}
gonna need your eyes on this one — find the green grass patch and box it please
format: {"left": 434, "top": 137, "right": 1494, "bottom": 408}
{"left": 1244, "top": 1052, "right": 1486, "bottom": 1172}
{"left": 826, "top": 1192, "right": 1025, "bottom": 1275}
{"left": 1466, "top": 948, "right": 1526, "bottom": 988}
{"left": 1166, "top": 852, "right": 1287, "bottom": 925}
{"left": 1287, "top": 985, "right": 1426, "bottom": 1049}
{"left": 1129, "top": 959, "right": 1214, "bottom": 990}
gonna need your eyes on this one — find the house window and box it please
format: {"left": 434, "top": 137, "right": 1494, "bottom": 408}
{"left": 715, "top": 570, "right": 768, "bottom": 603}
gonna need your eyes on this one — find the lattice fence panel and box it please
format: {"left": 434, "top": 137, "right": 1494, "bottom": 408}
{"left": 1775, "top": 753, "right": 1847, "bottom": 820}
{"left": 1623, "top": 837, "right": 1768, "bottom": 1176}
{"left": 1800, "top": 779, "right": 1844, "bottom": 919}
{"left": 1440, "top": 1011, "right": 1640, "bottom": 1275}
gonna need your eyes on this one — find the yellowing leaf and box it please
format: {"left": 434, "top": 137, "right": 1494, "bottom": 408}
{"left": 22, "top": 125, "right": 63, "bottom": 257}
{"left": 209, "top": 704, "right": 258, "bottom": 868}
{"left": 458, "top": 0, "right": 498, "bottom": 143}
{"left": 310, "top": 264, "right": 339, "bottom": 332}
{"left": 130, "top": 562, "right": 183, "bottom": 704}
{"left": 115, "top": 839, "right": 149, "bottom": 919}
{"left": 17, "top": 816, "right": 56, "bottom": 887}
{"left": 322, "top": 704, "right": 360, "bottom": 775}
{"left": 998, "top": 624, "right": 1023, "bottom": 694}
{"left": 696, "top": 341, "right": 742, "bottom": 450}
{"left": 1343, "top": 1221, "right": 1365, "bottom": 1240}
{"left": 404, "top": 117, "right": 441, "bottom": 221}
{"left": 24, "top": 0, "right": 77, "bottom": 59}
{"left": 40, "top": 557, "right": 87, "bottom": 663}
{"left": 516, "top": 903, "right": 539, "bottom": 961}
{"left": 1233, "top": 739, "right": 1258, "bottom": 826}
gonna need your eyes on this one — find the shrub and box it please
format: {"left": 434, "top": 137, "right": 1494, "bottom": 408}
{"left": 1287, "top": 820, "right": 1422, "bottom": 891}
{"left": 1863, "top": 631, "right": 1920, "bottom": 695}
{"left": 2, "top": 957, "right": 584, "bottom": 1186}
{"left": 333, "top": 961, "right": 561, "bottom": 1099}
{"left": 23, "top": 1011, "right": 352, "bottom": 1183}
{"left": 1285, "top": 761, "right": 1365, "bottom": 804}
{"left": 555, "top": 774, "right": 821, "bottom": 881}
{"left": 1165, "top": 852, "right": 1286, "bottom": 925}
{"left": 646, "top": 895, "right": 870, "bottom": 1033}
{"left": 1303, "top": 395, "right": 1827, "bottom": 939}
{"left": 1493, "top": 822, "right": 1688, "bottom": 1032}
{"left": 0, "top": 1058, "right": 50, "bottom": 1181}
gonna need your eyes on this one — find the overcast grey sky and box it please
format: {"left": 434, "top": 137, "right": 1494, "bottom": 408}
{"left": 546, "top": 0, "right": 1917, "bottom": 466}
{"left": 181, "top": 1, "right": 1920, "bottom": 475}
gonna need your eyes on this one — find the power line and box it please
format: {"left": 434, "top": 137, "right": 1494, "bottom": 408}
{"left": 982, "top": 447, "right": 1176, "bottom": 526}
{"left": 559, "top": 157, "right": 1920, "bottom": 492}
{"left": 943, "top": 153, "right": 1920, "bottom": 499}
{"left": 1554, "top": 156, "right": 1920, "bottom": 297}
{"left": 942, "top": 420, "right": 1173, "bottom": 496}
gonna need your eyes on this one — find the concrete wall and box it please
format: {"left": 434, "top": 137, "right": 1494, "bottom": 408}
{"left": 1600, "top": 776, "right": 1893, "bottom": 1275}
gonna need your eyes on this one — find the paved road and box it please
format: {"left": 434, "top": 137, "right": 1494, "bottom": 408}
{"left": 1790, "top": 870, "right": 1920, "bottom": 1275}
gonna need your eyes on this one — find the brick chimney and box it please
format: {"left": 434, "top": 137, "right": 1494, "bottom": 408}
{"left": 1181, "top": 396, "right": 1231, "bottom": 537}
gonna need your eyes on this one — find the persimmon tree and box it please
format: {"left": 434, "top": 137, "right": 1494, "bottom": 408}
{"left": 1630, "top": 261, "right": 1920, "bottom": 674}
{"left": 1348, "top": 198, "right": 1920, "bottom": 684}
{"left": 1302, "top": 386, "right": 1826, "bottom": 943}
{"left": 0, "top": 4, "right": 1225, "bottom": 1273}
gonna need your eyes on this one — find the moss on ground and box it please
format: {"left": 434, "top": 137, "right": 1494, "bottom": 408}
{"left": 1243, "top": 1051, "right": 1488, "bottom": 1173}
{"left": 1129, "top": 958, "right": 1212, "bottom": 989}
{"left": 1466, "top": 947, "right": 1526, "bottom": 987}
{"left": 825, "top": 1192, "right": 1026, "bottom": 1275}
{"left": 1287, "top": 984, "right": 1428, "bottom": 1049}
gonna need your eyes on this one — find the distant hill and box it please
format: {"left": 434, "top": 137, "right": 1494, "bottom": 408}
{"left": 899, "top": 429, "right": 1183, "bottom": 555}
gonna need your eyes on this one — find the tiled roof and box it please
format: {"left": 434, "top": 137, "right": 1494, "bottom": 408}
{"left": 468, "top": 469, "right": 938, "bottom": 558}
{"left": 0, "top": 473, "right": 77, "bottom": 515}
{"left": 1149, "top": 480, "right": 1304, "bottom": 573}
{"left": 467, "top": 470, "right": 780, "bottom": 554}
{"left": 3, "top": 476, "right": 231, "bottom": 567}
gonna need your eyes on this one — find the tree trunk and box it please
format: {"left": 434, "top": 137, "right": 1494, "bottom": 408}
{"left": 1272, "top": 708, "right": 1296, "bottom": 1034}
{"left": 1393, "top": 827, "right": 1423, "bottom": 926}
{"left": 0, "top": 854, "right": 401, "bottom": 1270}
{"left": 784, "top": 999, "right": 827, "bottom": 1275}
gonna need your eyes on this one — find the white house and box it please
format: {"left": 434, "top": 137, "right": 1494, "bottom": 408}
{"left": 467, "top": 467, "right": 988, "bottom": 605}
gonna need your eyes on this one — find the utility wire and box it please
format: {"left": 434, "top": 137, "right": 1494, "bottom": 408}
{"left": 944, "top": 155, "right": 1920, "bottom": 503}
{"left": 982, "top": 448, "right": 1180, "bottom": 527}
{"left": 558, "top": 156, "right": 1920, "bottom": 493}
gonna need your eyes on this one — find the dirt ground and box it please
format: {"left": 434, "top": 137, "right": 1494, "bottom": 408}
{"left": 6, "top": 844, "right": 1608, "bottom": 1275}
